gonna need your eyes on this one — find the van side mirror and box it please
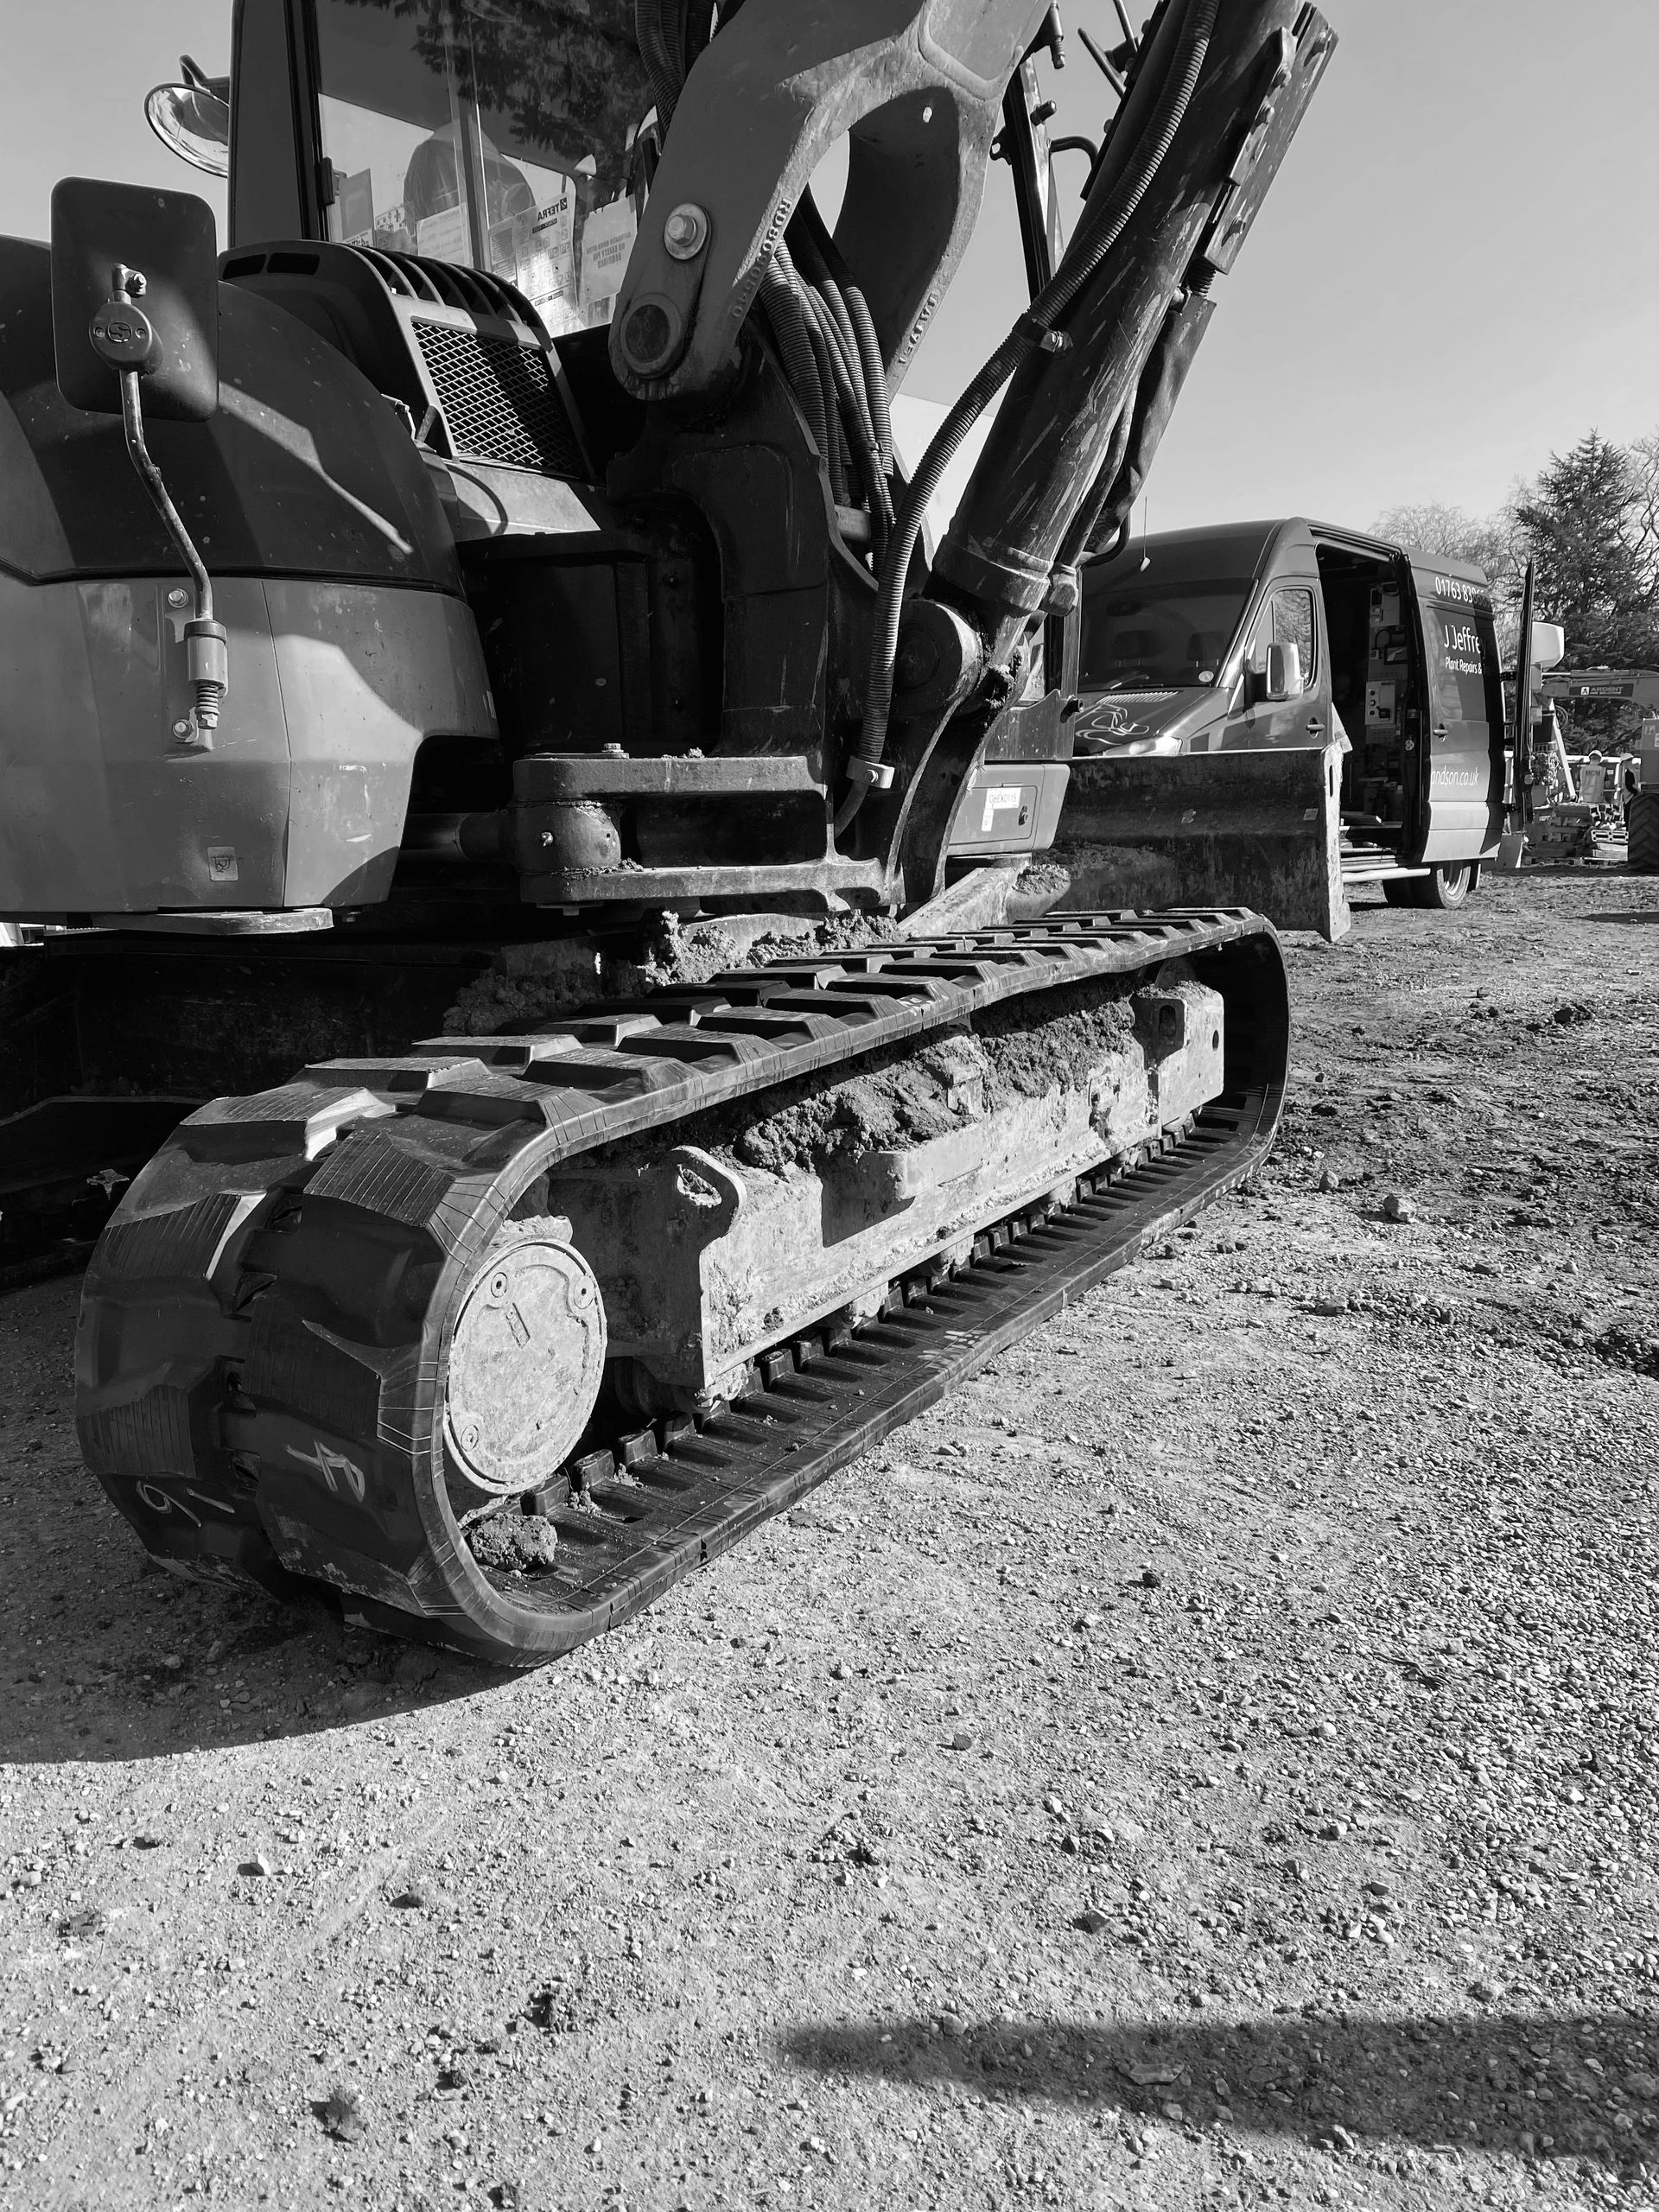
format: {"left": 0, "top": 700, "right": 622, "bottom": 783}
{"left": 1257, "top": 640, "right": 1300, "bottom": 704}
{"left": 51, "top": 177, "right": 219, "bottom": 421}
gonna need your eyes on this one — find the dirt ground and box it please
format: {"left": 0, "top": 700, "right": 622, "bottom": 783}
{"left": 2, "top": 869, "right": 1656, "bottom": 2212}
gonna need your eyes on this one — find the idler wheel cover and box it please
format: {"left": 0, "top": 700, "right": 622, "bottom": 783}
{"left": 442, "top": 1221, "right": 607, "bottom": 1494}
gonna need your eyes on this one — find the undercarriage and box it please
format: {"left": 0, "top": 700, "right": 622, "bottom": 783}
{"left": 77, "top": 912, "right": 1286, "bottom": 1664}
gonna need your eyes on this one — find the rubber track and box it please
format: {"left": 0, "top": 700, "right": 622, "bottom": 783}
{"left": 75, "top": 911, "right": 1288, "bottom": 1666}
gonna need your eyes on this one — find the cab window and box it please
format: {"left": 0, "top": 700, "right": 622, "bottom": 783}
{"left": 312, "top": 0, "right": 652, "bottom": 331}
{"left": 1246, "top": 586, "right": 1318, "bottom": 692}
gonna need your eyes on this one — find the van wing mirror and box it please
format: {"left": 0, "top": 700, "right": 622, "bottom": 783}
{"left": 51, "top": 176, "right": 219, "bottom": 421}
{"left": 1527, "top": 620, "right": 1566, "bottom": 672}
{"left": 1261, "top": 640, "right": 1300, "bottom": 703}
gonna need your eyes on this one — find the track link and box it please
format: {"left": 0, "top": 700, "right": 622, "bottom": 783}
{"left": 75, "top": 912, "right": 1287, "bottom": 1665}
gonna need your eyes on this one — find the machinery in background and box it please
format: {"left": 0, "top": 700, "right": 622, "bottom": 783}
{"left": 0, "top": 0, "right": 1335, "bottom": 1662}
{"left": 1518, "top": 667, "right": 1656, "bottom": 867}
{"left": 1538, "top": 669, "right": 1659, "bottom": 873}
{"left": 1542, "top": 667, "right": 1659, "bottom": 758}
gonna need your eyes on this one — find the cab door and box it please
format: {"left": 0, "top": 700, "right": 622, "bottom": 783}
{"left": 1220, "top": 575, "right": 1332, "bottom": 749}
{"left": 1409, "top": 565, "right": 1505, "bottom": 861}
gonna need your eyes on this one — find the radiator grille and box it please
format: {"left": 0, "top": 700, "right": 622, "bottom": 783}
{"left": 412, "top": 319, "right": 584, "bottom": 478}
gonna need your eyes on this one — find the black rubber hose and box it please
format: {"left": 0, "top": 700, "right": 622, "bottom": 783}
{"left": 791, "top": 196, "right": 894, "bottom": 480}
{"left": 805, "top": 287, "right": 891, "bottom": 538}
{"left": 820, "top": 277, "right": 879, "bottom": 453}
{"left": 683, "top": 0, "right": 715, "bottom": 78}
{"left": 843, "top": 281, "right": 893, "bottom": 473}
{"left": 823, "top": 365, "right": 852, "bottom": 505}
{"left": 760, "top": 264, "right": 830, "bottom": 464}
{"left": 635, "top": 0, "right": 683, "bottom": 130}
{"left": 836, "top": 0, "right": 1218, "bottom": 836}
{"left": 776, "top": 244, "right": 849, "bottom": 503}
{"left": 809, "top": 284, "right": 881, "bottom": 493}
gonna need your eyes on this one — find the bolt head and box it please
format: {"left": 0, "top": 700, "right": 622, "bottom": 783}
{"left": 167, "top": 588, "right": 188, "bottom": 609}
{"left": 663, "top": 202, "right": 709, "bottom": 261}
{"left": 172, "top": 720, "right": 192, "bottom": 739}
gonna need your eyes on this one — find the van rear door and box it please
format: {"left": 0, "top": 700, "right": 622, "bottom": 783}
{"left": 1409, "top": 564, "right": 1504, "bottom": 861}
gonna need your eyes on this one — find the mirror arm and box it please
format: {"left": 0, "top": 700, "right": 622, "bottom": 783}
{"left": 94, "top": 263, "right": 227, "bottom": 747}
{"left": 117, "top": 365, "right": 213, "bottom": 624}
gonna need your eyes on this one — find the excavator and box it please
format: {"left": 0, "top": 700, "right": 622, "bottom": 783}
{"left": 0, "top": 0, "right": 1332, "bottom": 1665}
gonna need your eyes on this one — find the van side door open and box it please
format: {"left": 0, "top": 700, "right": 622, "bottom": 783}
{"left": 1411, "top": 564, "right": 1505, "bottom": 861}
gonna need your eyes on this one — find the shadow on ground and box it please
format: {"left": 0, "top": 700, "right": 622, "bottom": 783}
{"left": 3, "top": 1274, "right": 513, "bottom": 1765}
{"left": 785, "top": 2013, "right": 1656, "bottom": 2172}
{"left": 3, "top": 1554, "right": 507, "bottom": 1766}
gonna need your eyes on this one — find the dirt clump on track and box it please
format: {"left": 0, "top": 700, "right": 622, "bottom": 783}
{"left": 1, "top": 871, "right": 1656, "bottom": 2211}
{"left": 586, "top": 981, "right": 1140, "bottom": 1181}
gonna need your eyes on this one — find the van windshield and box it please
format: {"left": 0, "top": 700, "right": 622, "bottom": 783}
{"left": 1078, "top": 576, "right": 1252, "bottom": 692}
{"left": 313, "top": 0, "right": 652, "bottom": 331}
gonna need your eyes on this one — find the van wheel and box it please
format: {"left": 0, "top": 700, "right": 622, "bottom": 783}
{"left": 1383, "top": 863, "right": 1476, "bottom": 911}
{"left": 1424, "top": 861, "right": 1474, "bottom": 910}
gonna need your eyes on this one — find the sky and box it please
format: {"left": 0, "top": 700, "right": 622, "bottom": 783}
{"left": 2, "top": 0, "right": 1655, "bottom": 534}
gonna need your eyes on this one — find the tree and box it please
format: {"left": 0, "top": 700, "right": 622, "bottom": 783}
{"left": 1510, "top": 431, "right": 1659, "bottom": 669}
{"left": 1371, "top": 500, "right": 1513, "bottom": 580}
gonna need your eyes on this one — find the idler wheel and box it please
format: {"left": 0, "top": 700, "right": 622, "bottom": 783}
{"left": 442, "top": 1219, "right": 607, "bottom": 1497}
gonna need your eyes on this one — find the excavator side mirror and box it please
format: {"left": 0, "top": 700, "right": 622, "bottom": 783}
{"left": 50, "top": 177, "right": 219, "bottom": 421}
{"left": 144, "top": 54, "right": 231, "bottom": 181}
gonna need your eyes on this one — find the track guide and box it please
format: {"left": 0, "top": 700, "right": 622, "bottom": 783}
{"left": 76, "top": 912, "right": 1287, "bottom": 1665}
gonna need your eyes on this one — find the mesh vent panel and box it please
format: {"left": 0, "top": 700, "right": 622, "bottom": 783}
{"left": 413, "top": 320, "right": 584, "bottom": 477}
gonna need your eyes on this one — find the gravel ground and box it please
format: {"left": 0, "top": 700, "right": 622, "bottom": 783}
{"left": 1, "top": 868, "right": 1655, "bottom": 2212}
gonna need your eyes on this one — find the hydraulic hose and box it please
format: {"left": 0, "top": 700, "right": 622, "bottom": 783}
{"left": 806, "top": 289, "right": 883, "bottom": 499}
{"left": 791, "top": 195, "right": 893, "bottom": 473}
{"left": 635, "top": 0, "right": 683, "bottom": 130}
{"left": 805, "top": 289, "right": 892, "bottom": 560}
{"left": 779, "top": 209, "right": 894, "bottom": 543}
{"left": 783, "top": 247, "right": 851, "bottom": 503}
{"left": 836, "top": 0, "right": 1220, "bottom": 836}
{"left": 844, "top": 283, "right": 893, "bottom": 474}
{"left": 636, "top": 0, "right": 715, "bottom": 135}
{"left": 759, "top": 264, "right": 830, "bottom": 463}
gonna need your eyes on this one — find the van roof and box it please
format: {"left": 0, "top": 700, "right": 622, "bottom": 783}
{"left": 1084, "top": 518, "right": 1491, "bottom": 589}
